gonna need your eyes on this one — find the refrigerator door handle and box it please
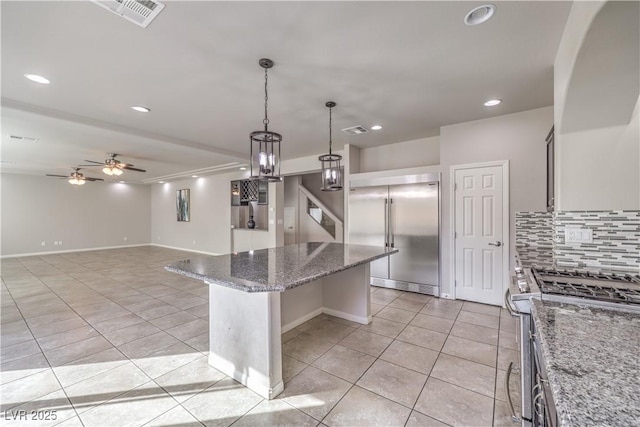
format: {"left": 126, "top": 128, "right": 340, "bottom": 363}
{"left": 389, "top": 198, "right": 394, "bottom": 248}
{"left": 384, "top": 198, "right": 389, "bottom": 247}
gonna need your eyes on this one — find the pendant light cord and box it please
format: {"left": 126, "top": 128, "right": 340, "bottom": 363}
{"left": 263, "top": 67, "right": 269, "bottom": 131}
{"left": 329, "top": 105, "right": 333, "bottom": 155}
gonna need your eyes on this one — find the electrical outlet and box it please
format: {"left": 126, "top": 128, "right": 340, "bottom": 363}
{"left": 565, "top": 228, "right": 593, "bottom": 244}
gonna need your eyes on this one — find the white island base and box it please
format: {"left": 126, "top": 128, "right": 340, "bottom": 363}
{"left": 207, "top": 263, "right": 371, "bottom": 400}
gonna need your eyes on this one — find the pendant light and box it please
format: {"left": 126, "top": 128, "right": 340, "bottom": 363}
{"left": 249, "top": 58, "right": 282, "bottom": 182}
{"left": 319, "top": 101, "right": 342, "bottom": 191}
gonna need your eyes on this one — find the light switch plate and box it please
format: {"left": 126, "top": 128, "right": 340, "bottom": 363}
{"left": 565, "top": 227, "right": 593, "bottom": 244}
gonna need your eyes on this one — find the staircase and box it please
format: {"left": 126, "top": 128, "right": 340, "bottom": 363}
{"left": 297, "top": 185, "right": 343, "bottom": 243}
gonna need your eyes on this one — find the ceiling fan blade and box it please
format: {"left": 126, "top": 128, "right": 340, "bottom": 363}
{"left": 85, "top": 177, "right": 104, "bottom": 181}
{"left": 77, "top": 164, "right": 102, "bottom": 167}
{"left": 46, "top": 174, "right": 69, "bottom": 178}
{"left": 122, "top": 165, "right": 146, "bottom": 172}
{"left": 82, "top": 160, "right": 104, "bottom": 165}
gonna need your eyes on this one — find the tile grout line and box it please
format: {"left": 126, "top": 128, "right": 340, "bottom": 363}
{"left": 1, "top": 272, "right": 86, "bottom": 426}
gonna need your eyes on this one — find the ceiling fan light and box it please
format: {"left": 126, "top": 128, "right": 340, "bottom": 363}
{"left": 103, "top": 166, "right": 113, "bottom": 175}
{"left": 112, "top": 167, "right": 123, "bottom": 176}
{"left": 77, "top": 178, "right": 86, "bottom": 185}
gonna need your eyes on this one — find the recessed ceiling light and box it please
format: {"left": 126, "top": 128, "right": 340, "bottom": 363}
{"left": 239, "top": 167, "right": 247, "bottom": 171}
{"left": 371, "top": 125, "right": 382, "bottom": 131}
{"left": 484, "top": 99, "right": 502, "bottom": 107}
{"left": 131, "top": 106, "right": 151, "bottom": 113}
{"left": 24, "top": 74, "right": 50, "bottom": 84}
{"left": 119, "top": 181, "right": 125, "bottom": 183}
{"left": 192, "top": 175, "right": 198, "bottom": 178}
{"left": 464, "top": 4, "right": 496, "bottom": 26}
{"left": 158, "top": 181, "right": 164, "bottom": 184}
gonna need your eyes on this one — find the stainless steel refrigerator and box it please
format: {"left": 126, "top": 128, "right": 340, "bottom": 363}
{"left": 348, "top": 179, "right": 440, "bottom": 295}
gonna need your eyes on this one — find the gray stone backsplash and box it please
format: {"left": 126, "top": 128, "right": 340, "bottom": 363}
{"left": 515, "top": 212, "right": 553, "bottom": 248}
{"left": 553, "top": 210, "right": 639, "bottom": 270}
{"left": 515, "top": 210, "right": 639, "bottom": 271}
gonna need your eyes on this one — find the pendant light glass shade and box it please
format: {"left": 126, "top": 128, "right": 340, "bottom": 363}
{"left": 319, "top": 153, "right": 342, "bottom": 191}
{"left": 249, "top": 58, "right": 282, "bottom": 182}
{"left": 250, "top": 130, "right": 282, "bottom": 181}
{"left": 319, "top": 101, "right": 342, "bottom": 191}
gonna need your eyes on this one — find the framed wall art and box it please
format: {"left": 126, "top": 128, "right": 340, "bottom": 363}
{"left": 176, "top": 189, "right": 190, "bottom": 222}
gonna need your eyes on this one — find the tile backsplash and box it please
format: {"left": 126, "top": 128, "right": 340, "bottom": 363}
{"left": 553, "top": 211, "right": 640, "bottom": 270}
{"left": 515, "top": 212, "right": 553, "bottom": 248}
{"left": 515, "top": 210, "right": 639, "bottom": 271}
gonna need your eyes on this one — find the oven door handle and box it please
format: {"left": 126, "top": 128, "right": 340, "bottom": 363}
{"left": 506, "top": 362, "right": 522, "bottom": 424}
{"left": 504, "top": 288, "right": 522, "bottom": 317}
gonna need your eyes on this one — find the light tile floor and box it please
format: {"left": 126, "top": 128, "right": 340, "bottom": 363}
{"left": 1, "top": 247, "right": 521, "bottom": 426}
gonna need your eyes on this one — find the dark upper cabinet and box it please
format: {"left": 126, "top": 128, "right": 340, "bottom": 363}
{"left": 546, "top": 126, "right": 555, "bottom": 212}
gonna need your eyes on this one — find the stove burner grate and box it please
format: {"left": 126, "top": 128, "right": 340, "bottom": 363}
{"left": 532, "top": 268, "right": 640, "bottom": 305}
{"left": 539, "top": 281, "right": 640, "bottom": 305}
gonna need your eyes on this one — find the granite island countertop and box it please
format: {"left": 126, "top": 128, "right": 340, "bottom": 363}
{"left": 165, "top": 242, "right": 398, "bottom": 293}
{"left": 530, "top": 299, "right": 640, "bottom": 427}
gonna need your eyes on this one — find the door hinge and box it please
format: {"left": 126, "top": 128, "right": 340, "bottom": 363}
{"left": 454, "top": 232, "right": 457, "bottom": 238}
{"left": 455, "top": 280, "right": 457, "bottom": 287}
{"left": 454, "top": 183, "right": 457, "bottom": 191}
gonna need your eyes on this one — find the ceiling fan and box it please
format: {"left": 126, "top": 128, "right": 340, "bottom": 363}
{"left": 79, "top": 153, "right": 146, "bottom": 176}
{"left": 46, "top": 168, "right": 104, "bottom": 185}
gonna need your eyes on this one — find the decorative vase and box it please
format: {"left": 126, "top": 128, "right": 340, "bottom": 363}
{"left": 247, "top": 216, "right": 256, "bottom": 229}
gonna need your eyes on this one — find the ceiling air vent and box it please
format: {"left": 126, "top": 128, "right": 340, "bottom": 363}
{"left": 92, "top": 0, "right": 165, "bottom": 28}
{"left": 9, "top": 135, "right": 39, "bottom": 143}
{"left": 341, "top": 125, "right": 368, "bottom": 136}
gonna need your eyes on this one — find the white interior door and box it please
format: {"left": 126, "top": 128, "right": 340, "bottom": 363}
{"left": 284, "top": 207, "right": 296, "bottom": 245}
{"left": 454, "top": 165, "right": 505, "bottom": 305}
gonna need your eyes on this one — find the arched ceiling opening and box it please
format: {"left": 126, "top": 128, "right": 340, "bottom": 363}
{"left": 561, "top": 1, "right": 639, "bottom": 133}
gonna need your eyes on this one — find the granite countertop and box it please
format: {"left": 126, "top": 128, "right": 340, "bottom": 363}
{"left": 165, "top": 242, "right": 398, "bottom": 293}
{"left": 530, "top": 299, "right": 640, "bottom": 426}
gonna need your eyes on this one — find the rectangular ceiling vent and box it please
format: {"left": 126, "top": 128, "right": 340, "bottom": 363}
{"left": 9, "top": 135, "right": 39, "bottom": 143}
{"left": 341, "top": 125, "right": 369, "bottom": 136}
{"left": 92, "top": 0, "right": 165, "bottom": 28}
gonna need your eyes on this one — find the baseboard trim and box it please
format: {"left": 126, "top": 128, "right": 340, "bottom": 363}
{"left": 150, "top": 244, "right": 221, "bottom": 256}
{"left": 208, "top": 352, "right": 284, "bottom": 400}
{"left": 1, "top": 244, "right": 150, "bottom": 259}
{"left": 281, "top": 307, "right": 324, "bottom": 334}
{"left": 322, "top": 307, "right": 370, "bottom": 325}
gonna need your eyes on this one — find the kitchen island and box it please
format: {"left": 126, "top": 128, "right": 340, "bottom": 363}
{"left": 166, "top": 242, "right": 397, "bottom": 399}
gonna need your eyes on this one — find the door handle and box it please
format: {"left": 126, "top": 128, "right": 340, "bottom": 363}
{"left": 389, "top": 198, "right": 394, "bottom": 248}
{"left": 488, "top": 241, "right": 502, "bottom": 247}
{"left": 384, "top": 198, "right": 388, "bottom": 247}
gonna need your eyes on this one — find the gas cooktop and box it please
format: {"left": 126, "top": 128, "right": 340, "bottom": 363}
{"left": 532, "top": 268, "right": 640, "bottom": 306}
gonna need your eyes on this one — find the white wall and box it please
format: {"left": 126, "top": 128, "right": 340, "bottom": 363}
{"left": 150, "top": 171, "right": 284, "bottom": 254}
{"left": 1, "top": 173, "right": 151, "bottom": 256}
{"left": 559, "top": 97, "right": 640, "bottom": 210}
{"left": 439, "top": 106, "right": 553, "bottom": 297}
{"left": 150, "top": 171, "right": 245, "bottom": 255}
{"left": 359, "top": 136, "right": 440, "bottom": 173}
{"left": 554, "top": 1, "right": 640, "bottom": 210}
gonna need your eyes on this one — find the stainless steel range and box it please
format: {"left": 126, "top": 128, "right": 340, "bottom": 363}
{"left": 505, "top": 260, "right": 640, "bottom": 427}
